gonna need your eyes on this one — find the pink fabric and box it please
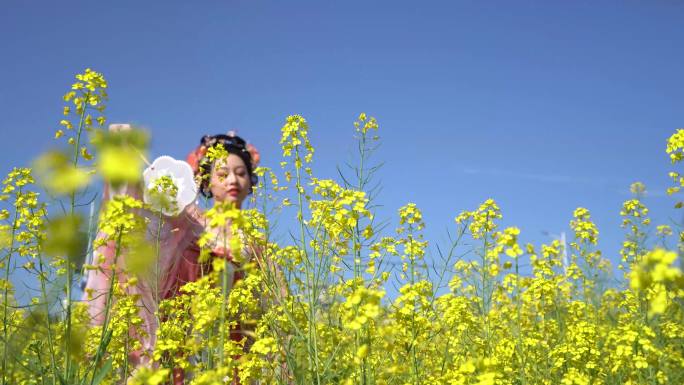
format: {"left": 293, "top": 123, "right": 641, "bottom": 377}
{"left": 81, "top": 183, "right": 243, "bottom": 369}
{"left": 165, "top": 244, "right": 246, "bottom": 385}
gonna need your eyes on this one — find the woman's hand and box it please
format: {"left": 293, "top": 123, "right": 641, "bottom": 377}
{"left": 108, "top": 123, "right": 131, "bottom": 132}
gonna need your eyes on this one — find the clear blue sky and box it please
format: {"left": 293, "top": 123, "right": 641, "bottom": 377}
{"left": 2, "top": 1, "right": 683, "bottom": 293}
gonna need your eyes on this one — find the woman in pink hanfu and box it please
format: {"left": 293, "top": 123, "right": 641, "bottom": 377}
{"left": 82, "top": 128, "right": 262, "bottom": 384}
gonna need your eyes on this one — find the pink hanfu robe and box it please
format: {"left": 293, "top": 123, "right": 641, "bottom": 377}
{"left": 81, "top": 184, "right": 248, "bottom": 384}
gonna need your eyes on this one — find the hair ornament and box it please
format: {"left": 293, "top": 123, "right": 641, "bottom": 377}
{"left": 246, "top": 143, "right": 260, "bottom": 167}
{"left": 186, "top": 143, "right": 208, "bottom": 175}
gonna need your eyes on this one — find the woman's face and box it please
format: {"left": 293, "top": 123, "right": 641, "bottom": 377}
{"left": 209, "top": 154, "right": 251, "bottom": 208}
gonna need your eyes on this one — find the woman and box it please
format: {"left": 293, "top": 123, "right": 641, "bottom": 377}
{"left": 82, "top": 127, "right": 265, "bottom": 383}
{"left": 165, "top": 132, "right": 261, "bottom": 299}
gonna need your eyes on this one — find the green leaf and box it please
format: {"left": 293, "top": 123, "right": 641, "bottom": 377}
{"left": 91, "top": 358, "right": 113, "bottom": 385}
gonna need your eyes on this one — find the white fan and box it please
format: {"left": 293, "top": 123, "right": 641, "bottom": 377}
{"left": 143, "top": 156, "right": 198, "bottom": 216}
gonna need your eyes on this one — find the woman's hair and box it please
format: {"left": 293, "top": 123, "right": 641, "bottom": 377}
{"left": 190, "top": 133, "right": 259, "bottom": 199}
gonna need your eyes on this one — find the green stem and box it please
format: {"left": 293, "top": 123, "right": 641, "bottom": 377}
{"left": 515, "top": 257, "right": 526, "bottom": 384}
{"left": 38, "top": 256, "right": 59, "bottom": 385}
{"left": 218, "top": 222, "right": 236, "bottom": 366}
{"left": 1, "top": 199, "right": 20, "bottom": 385}
{"left": 353, "top": 132, "right": 367, "bottom": 280}
{"left": 481, "top": 232, "right": 489, "bottom": 350}
{"left": 122, "top": 319, "right": 130, "bottom": 382}
{"left": 154, "top": 212, "right": 163, "bottom": 329}
{"left": 408, "top": 232, "right": 420, "bottom": 385}
{"left": 86, "top": 229, "right": 123, "bottom": 385}
{"left": 219, "top": 226, "right": 228, "bottom": 365}
{"left": 294, "top": 146, "right": 321, "bottom": 385}
{"left": 65, "top": 91, "right": 90, "bottom": 381}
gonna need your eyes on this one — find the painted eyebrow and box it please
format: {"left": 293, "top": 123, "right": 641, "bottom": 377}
{"left": 215, "top": 165, "right": 247, "bottom": 172}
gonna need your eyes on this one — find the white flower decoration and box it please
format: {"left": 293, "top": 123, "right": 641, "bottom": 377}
{"left": 143, "top": 156, "right": 197, "bottom": 216}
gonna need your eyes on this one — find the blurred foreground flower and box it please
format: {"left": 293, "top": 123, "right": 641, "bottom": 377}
{"left": 91, "top": 124, "right": 149, "bottom": 188}
{"left": 33, "top": 151, "right": 91, "bottom": 195}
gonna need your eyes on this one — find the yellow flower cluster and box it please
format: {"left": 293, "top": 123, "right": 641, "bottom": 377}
{"left": 629, "top": 249, "right": 684, "bottom": 316}
{"left": 309, "top": 178, "right": 372, "bottom": 260}
{"left": 570, "top": 207, "right": 599, "bottom": 245}
{"left": 0, "top": 168, "right": 45, "bottom": 258}
{"left": 354, "top": 113, "right": 379, "bottom": 135}
{"left": 455, "top": 199, "right": 502, "bottom": 239}
{"left": 147, "top": 175, "right": 179, "bottom": 214}
{"left": 58, "top": 68, "right": 107, "bottom": 156}
{"left": 666, "top": 128, "right": 684, "bottom": 163}
{"left": 3, "top": 72, "right": 684, "bottom": 385}
{"left": 619, "top": 192, "right": 651, "bottom": 270}
{"left": 280, "top": 114, "right": 314, "bottom": 168}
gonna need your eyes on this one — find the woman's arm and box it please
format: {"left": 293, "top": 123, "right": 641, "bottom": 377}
{"left": 81, "top": 181, "right": 143, "bottom": 324}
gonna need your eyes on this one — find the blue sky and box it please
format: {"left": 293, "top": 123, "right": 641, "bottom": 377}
{"left": 2, "top": 1, "right": 684, "bottom": 294}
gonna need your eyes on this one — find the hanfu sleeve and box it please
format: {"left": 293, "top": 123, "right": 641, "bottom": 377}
{"left": 81, "top": 181, "right": 204, "bottom": 365}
